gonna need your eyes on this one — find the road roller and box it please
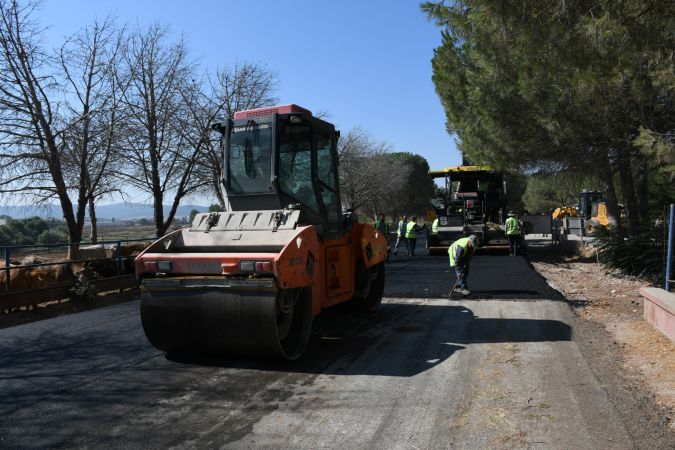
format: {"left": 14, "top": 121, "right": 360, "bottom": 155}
{"left": 135, "top": 104, "right": 388, "bottom": 360}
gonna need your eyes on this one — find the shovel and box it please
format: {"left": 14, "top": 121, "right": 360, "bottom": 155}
{"left": 449, "top": 268, "right": 466, "bottom": 299}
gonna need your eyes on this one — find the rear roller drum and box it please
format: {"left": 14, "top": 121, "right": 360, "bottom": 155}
{"left": 274, "top": 287, "right": 313, "bottom": 358}
{"left": 353, "top": 261, "right": 385, "bottom": 312}
{"left": 140, "top": 285, "right": 313, "bottom": 360}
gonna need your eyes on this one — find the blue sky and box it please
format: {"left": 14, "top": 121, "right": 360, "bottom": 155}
{"left": 38, "top": 0, "right": 460, "bottom": 202}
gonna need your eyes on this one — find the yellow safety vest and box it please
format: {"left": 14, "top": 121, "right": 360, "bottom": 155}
{"left": 505, "top": 217, "right": 520, "bottom": 235}
{"left": 405, "top": 222, "right": 417, "bottom": 239}
{"left": 432, "top": 218, "right": 439, "bottom": 235}
{"left": 448, "top": 237, "right": 473, "bottom": 267}
{"left": 374, "top": 220, "right": 388, "bottom": 235}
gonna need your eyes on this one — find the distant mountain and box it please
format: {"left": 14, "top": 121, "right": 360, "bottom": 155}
{"left": 0, "top": 204, "right": 60, "bottom": 219}
{"left": 94, "top": 203, "right": 209, "bottom": 220}
{"left": 0, "top": 203, "right": 209, "bottom": 220}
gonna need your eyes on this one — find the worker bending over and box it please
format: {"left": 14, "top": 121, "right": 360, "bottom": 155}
{"left": 449, "top": 235, "right": 478, "bottom": 296}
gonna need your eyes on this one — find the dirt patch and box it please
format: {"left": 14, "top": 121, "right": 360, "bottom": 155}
{"left": 528, "top": 238, "right": 675, "bottom": 439}
{"left": 0, "top": 288, "right": 138, "bottom": 329}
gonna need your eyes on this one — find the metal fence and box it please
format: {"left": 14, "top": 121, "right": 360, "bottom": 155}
{"left": 1, "top": 238, "right": 153, "bottom": 292}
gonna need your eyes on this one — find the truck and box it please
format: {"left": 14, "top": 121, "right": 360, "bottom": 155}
{"left": 135, "top": 104, "right": 388, "bottom": 360}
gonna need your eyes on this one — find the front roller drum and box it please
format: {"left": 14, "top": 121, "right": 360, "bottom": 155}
{"left": 140, "top": 286, "right": 313, "bottom": 360}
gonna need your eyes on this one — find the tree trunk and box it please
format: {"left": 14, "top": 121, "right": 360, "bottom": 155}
{"left": 633, "top": 153, "right": 649, "bottom": 224}
{"left": 617, "top": 147, "right": 639, "bottom": 235}
{"left": 162, "top": 194, "right": 184, "bottom": 237}
{"left": 154, "top": 194, "right": 166, "bottom": 238}
{"left": 214, "top": 178, "right": 226, "bottom": 211}
{"left": 52, "top": 158, "right": 81, "bottom": 259}
{"left": 600, "top": 155, "right": 621, "bottom": 228}
{"left": 88, "top": 196, "right": 98, "bottom": 244}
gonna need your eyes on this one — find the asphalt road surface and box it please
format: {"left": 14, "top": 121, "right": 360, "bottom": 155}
{"left": 0, "top": 251, "right": 637, "bottom": 449}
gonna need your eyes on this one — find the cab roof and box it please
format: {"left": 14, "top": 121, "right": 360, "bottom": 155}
{"left": 233, "top": 104, "right": 312, "bottom": 120}
{"left": 429, "top": 165, "right": 499, "bottom": 181}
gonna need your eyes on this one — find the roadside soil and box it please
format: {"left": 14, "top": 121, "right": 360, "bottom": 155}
{"left": 529, "top": 237, "right": 675, "bottom": 442}
{"left": 0, "top": 288, "right": 138, "bottom": 330}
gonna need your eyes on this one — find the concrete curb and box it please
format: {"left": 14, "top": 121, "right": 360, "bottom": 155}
{"left": 640, "top": 287, "right": 675, "bottom": 343}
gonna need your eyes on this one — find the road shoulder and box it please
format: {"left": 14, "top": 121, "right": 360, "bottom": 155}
{"left": 0, "top": 288, "right": 138, "bottom": 330}
{"left": 529, "top": 243, "right": 675, "bottom": 446}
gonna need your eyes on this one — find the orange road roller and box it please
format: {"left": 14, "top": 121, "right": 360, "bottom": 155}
{"left": 135, "top": 104, "right": 388, "bottom": 360}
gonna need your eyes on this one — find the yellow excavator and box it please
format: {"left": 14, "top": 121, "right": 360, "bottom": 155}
{"left": 551, "top": 206, "right": 578, "bottom": 221}
{"left": 552, "top": 190, "right": 610, "bottom": 235}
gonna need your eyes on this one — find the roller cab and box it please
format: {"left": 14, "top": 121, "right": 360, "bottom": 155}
{"left": 136, "top": 105, "right": 387, "bottom": 359}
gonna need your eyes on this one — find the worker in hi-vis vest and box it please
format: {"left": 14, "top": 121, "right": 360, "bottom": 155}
{"left": 448, "top": 235, "right": 478, "bottom": 296}
{"left": 505, "top": 210, "right": 522, "bottom": 256}
{"left": 374, "top": 213, "right": 389, "bottom": 240}
{"left": 431, "top": 217, "right": 439, "bottom": 236}
{"left": 405, "top": 216, "right": 422, "bottom": 256}
{"left": 393, "top": 215, "right": 408, "bottom": 256}
{"left": 374, "top": 213, "right": 390, "bottom": 261}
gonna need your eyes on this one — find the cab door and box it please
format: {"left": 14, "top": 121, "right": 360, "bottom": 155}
{"left": 324, "top": 240, "right": 353, "bottom": 300}
{"left": 314, "top": 126, "right": 353, "bottom": 303}
{"left": 315, "top": 126, "right": 342, "bottom": 237}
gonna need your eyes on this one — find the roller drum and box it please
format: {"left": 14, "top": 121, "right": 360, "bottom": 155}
{"left": 140, "top": 286, "right": 313, "bottom": 360}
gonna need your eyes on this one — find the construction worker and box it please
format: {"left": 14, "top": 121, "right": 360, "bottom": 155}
{"left": 374, "top": 213, "right": 389, "bottom": 238}
{"left": 505, "top": 210, "right": 522, "bottom": 256}
{"left": 393, "top": 215, "right": 408, "bottom": 256}
{"left": 431, "top": 217, "right": 439, "bottom": 236}
{"left": 374, "top": 213, "right": 390, "bottom": 260}
{"left": 405, "top": 216, "right": 422, "bottom": 256}
{"left": 448, "top": 235, "right": 479, "bottom": 296}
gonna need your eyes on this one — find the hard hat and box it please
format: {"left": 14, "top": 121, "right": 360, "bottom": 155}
{"left": 507, "top": 210, "right": 516, "bottom": 216}
{"left": 468, "top": 235, "right": 479, "bottom": 247}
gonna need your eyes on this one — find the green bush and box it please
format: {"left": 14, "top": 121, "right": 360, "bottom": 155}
{"left": 69, "top": 265, "right": 99, "bottom": 303}
{"left": 593, "top": 224, "right": 664, "bottom": 282}
{"left": 37, "top": 230, "right": 68, "bottom": 245}
{"left": 0, "top": 217, "right": 68, "bottom": 246}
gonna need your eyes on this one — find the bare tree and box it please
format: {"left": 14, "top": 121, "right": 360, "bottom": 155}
{"left": 116, "top": 23, "right": 200, "bottom": 237}
{"left": 0, "top": 1, "right": 124, "bottom": 256}
{"left": 191, "top": 63, "right": 278, "bottom": 208}
{"left": 368, "top": 154, "right": 411, "bottom": 217}
{"left": 58, "top": 17, "right": 125, "bottom": 244}
{"left": 338, "top": 127, "right": 393, "bottom": 211}
{"left": 0, "top": 0, "right": 65, "bottom": 217}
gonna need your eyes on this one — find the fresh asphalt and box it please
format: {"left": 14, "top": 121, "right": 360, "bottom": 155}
{"left": 0, "top": 243, "right": 635, "bottom": 449}
{"left": 385, "top": 247, "right": 560, "bottom": 300}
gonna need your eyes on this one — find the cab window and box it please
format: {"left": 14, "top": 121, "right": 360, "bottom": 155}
{"left": 316, "top": 130, "right": 340, "bottom": 225}
{"left": 279, "top": 124, "right": 319, "bottom": 212}
{"left": 228, "top": 122, "right": 273, "bottom": 194}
